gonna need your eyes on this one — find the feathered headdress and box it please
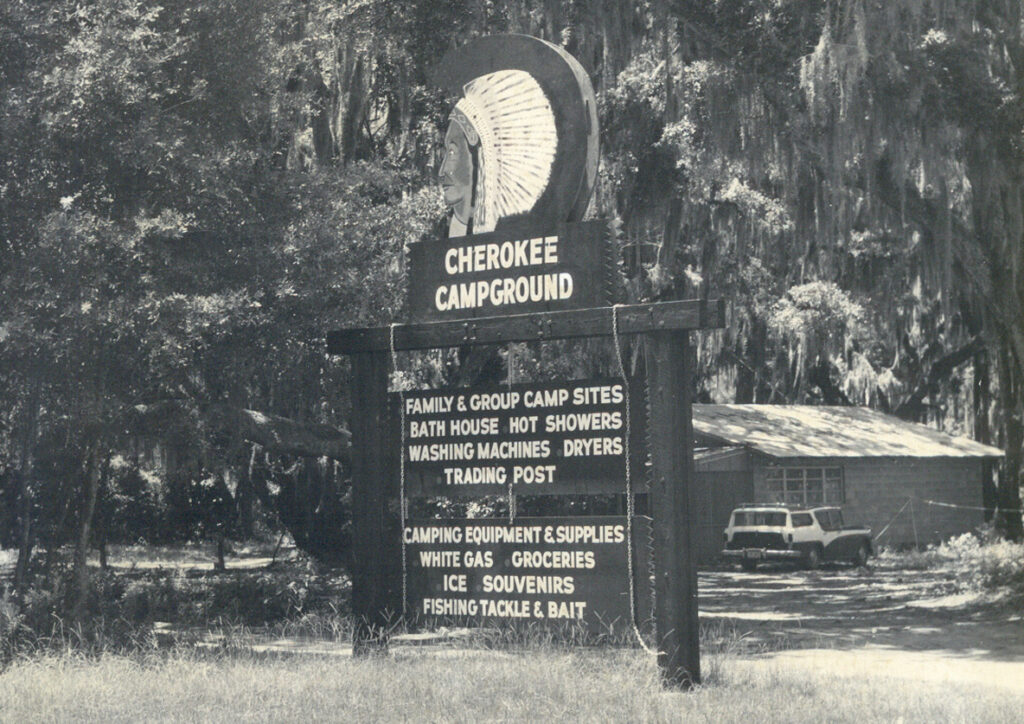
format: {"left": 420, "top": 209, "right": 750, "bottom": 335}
{"left": 450, "top": 69, "right": 558, "bottom": 233}
{"left": 433, "top": 34, "right": 599, "bottom": 233}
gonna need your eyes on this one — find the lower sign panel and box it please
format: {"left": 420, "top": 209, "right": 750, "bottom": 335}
{"left": 405, "top": 516, "right": 651, "bottom": 632}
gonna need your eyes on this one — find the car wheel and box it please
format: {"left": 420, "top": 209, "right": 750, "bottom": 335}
{"left": 804, "top": 546, "right": 821, "bottom": 570}
{"left": 852, "top": 542, "right": 870, "bottom": 567}
{"left": 740, "top": 559, "right": 758, "bottom": 572}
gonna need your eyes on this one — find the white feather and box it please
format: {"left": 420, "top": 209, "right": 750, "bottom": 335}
{"left": 457, "top": 70, "right": 558, "bottom": 231}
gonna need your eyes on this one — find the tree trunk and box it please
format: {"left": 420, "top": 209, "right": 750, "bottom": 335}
{"left": 340, "top": 57, "right": 366, "bottom": 164}
{"left": 14, "top": 487, "right": 34, "bottom": 600}
{"left": 237, "top": 444, "right": 258, "bottom": 539}
{"left": 215, "top": 534, "right": 227, "bottom": 572}
{"left": 73, "top": 449, "right": 107, "bottom": 622}
{"left": 997, "top": 347, "right": 1024, "bottom": 541}
{"left": 96, "top": 467, "right": 109, "bottom": 569}
{"left": 735, "top": 318, "right": 767, "bottom": 403}
{"left": 974, "top": 351, "right": 999, "bottom": 520}
{"left": 974, "top": 349, "right": 992, "bottom": 444}
{"left": 13, "top": 379, "right": 42, "bottom": 598}
{"left": 45, "top": 472, "right": 84, "bottom": 582}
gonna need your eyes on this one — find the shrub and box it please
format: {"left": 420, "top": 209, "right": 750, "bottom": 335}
{"left": 0, "top": 553, "right": 350, "bottom": 661}
{"left": 884, "top": 529, "right": 1024, "bottom": 601}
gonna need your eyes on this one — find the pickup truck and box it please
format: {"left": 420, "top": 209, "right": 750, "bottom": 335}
{"left": 721, "top": 504, "right": 872, "bottom": 571}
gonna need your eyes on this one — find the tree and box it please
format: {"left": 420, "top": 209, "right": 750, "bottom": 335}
{"left": 3, "top": 0, "right": 1020, "bottom": 613}
{"left": 597, "top": 0, "right": 1022, "bottom": 536}
{"left": 0, "top": 0, "right": 453, "bottom": 589}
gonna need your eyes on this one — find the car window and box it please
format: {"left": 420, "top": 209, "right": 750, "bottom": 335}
{"left": 733, "top": 511, "right": 787, "bottom": 526}
{"left": 831, "top": 509, "right": 844, "bottom": 528}
{"left": 814, "top": 510, "right": 839, "bottom": 531}
{"left": 791, "top": 513, "right": 813, "bottom": 527}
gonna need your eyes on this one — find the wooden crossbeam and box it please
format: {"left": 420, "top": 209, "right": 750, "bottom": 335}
{"left": 328, "top": 298, "right": 724, "bottom": 354}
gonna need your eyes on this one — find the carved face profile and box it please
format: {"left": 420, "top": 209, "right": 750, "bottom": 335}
{"left": 440, "top": 112, "right": 477, "bottom": 231}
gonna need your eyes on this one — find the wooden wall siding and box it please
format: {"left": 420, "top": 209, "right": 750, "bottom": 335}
{"left": 694, "top": 446, "right": 753, "bottom": 473}
{"left": 693, "top": 449, "right": 753, "bottom": 562}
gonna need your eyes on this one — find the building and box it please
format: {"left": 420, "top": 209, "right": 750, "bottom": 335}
{"left": 690, "top": 405, "right": 1003, "bottom": 563}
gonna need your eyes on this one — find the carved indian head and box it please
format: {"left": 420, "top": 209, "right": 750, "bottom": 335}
{"left": 433, "top": 35, "right": 598, "bottom": 238}
{"left": 440, "top": 70, "right": 558, "bottom": 237}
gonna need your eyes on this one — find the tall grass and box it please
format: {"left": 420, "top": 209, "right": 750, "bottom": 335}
{"left": 5, "top": 542, "right": 1022, "bottom": 722}
{"left": 2, "top": 646, "right": 1022, "bottom": 723}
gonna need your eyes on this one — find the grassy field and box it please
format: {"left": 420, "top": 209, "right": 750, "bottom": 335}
{"left": 2, "top": 647, "right": 1023, "bottom": 723}
{"left": 4, "top": 539, "right": 1024, "bottom": 722}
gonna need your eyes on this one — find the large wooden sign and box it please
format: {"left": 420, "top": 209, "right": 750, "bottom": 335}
{"left": 329, "top": 31, "right": 714, "bottom": 688}
{"left": 399, "top": 378, "right": 644, "bottom": 497}
{"left": 405, "top": 516, "right": 650, "bottom": 631}
{"left": 406, "top": 220, "right": 613, "bottom": 322}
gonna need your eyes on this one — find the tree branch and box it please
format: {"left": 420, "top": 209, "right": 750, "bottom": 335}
{"left": 894, "top": 336, "right": 984, "bottom": 420}
{"left": 128, "top": 402, "right": 351, "bottom": 463}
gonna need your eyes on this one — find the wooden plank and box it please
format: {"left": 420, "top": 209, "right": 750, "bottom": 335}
{"left": 349, "top": 351, "right": 393, "bottom": 655}
{"left": 328, "top": 298, "right": 724, "bottom": 354}
{"left": 404, "top": 475, "right": 637, "bottom": 497}
{"left": 407, "top": 220, "right": 613, "bottom": 322}
{"left": 645, "top": 330, "right": 700, "bottom": 688}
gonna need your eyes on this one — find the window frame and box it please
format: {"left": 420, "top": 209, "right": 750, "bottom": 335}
{"left": 765, "top": 466, "right": 845, "bottom": 505}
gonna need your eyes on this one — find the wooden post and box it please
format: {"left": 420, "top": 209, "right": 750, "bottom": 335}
{"left": 350, "top": 350, "right": 392, "bottom": 655}
{"left": 645, "top": 330, "right": 700, "bottom": 688}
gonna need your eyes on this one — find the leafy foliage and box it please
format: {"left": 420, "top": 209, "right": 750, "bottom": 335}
{"left": 2, "top": 0, "right": 1022, "bottom": 597}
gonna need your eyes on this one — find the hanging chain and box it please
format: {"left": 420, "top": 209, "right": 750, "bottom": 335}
{"left": 389, "top": 323, "right": 408, "bottom": 618}
{"left": 507, "top": 344, "right": 516, "bottom": 525}
{"left": 612, "top": 305, "right": 656, "bottom": 655}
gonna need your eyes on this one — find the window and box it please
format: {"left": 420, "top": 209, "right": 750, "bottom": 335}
{"left": 733, "top": 511, "right": 787, "bottom": 526}
{"left": 765, "top": 467, "right": 844, "bottom": 505}
{"left": 791, "top": 513, "right": 813, "bottom": 527}
{"left": 814, "top": 509, "right": 844, "bottom": 531}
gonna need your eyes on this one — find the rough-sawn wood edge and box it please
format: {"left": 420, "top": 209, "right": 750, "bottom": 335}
{"left": 328, "top": 298, "right": 725, "bottom": 354}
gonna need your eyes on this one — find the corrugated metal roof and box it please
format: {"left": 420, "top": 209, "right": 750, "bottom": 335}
{"left": 692, "top": 405, "right": 1004, "bottom": 459}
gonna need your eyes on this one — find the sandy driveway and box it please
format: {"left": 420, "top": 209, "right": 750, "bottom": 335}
{"left": 699, "top": 562, "right": 1024, "bottom": 690}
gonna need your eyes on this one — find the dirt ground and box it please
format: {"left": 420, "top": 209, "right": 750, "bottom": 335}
{"left": 701, "top": 560, "right": 1024, "bottom": 691}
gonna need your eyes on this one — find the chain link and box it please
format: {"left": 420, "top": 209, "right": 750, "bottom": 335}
{"left": 507, "top": 344, "right": 516, "bottom": 525}
{"left": 612, "top": 305, "right": 656, "bottom": 656}
{"left": 389, "top": 323, "right": 407, "bottom": 618}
